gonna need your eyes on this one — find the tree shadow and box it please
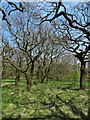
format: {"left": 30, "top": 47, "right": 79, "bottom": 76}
{"left": 61, "top": 87, "right": 80, "bottom": 91}
{"left": 56, "top": 83, "right": 80, "bottom": 91}
{"left": 2, "top": 94, "right": 89, "bottom": 120}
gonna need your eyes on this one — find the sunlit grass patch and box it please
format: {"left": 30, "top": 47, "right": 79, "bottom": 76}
{"left": 2, "top": 80, "right": 89, "bottom": 119}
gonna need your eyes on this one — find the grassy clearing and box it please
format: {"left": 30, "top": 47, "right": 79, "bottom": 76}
{"left": 2, "top": 80, "right": 89, "bottom": 119}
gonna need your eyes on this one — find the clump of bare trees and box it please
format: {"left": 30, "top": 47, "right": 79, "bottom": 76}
{"left": 1, "top": 2, "right": 90, "bottom": 90}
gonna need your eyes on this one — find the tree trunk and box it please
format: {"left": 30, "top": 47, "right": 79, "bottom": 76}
{"left": 36, "top": 66, "right": 40, "bottom": 80}
{"left": 45, "top": 68, "right": 50, "bottom": 83}
{"left": 30, "top": 61, "right": 34, "bottom": 80}
{"left": 80, "top": 62, "right": 86, "bottom": 89}
{"left": 15, "top": 75, "right": 20, "bottom": 85}
{"left": 46, "top": 75, "right": 49, "bottom": 83}
{"left": 56, "top": 76, "right": 58, "bottom": 81}
{"left": 15, "top": 69, "right": 20, "bottom": 86}
{"left": 41, "top": 73, "right": 45, "bottom": 84}
{"left": 24, "top": 72, "right": 32, "bottom": 91}
{"left": 39, "top": 68, "right": 45, "bottom": 84}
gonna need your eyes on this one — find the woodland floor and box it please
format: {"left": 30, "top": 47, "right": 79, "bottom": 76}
{"left": 1, "top": 79, "right": 90, "bottom": 120}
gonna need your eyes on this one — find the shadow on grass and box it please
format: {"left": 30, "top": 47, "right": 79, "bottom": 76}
{"left": 2, "top": 95, "right": 89, "bottom": 120}
{"left": 2, "top": 81, "right": 89, "bottom": 120}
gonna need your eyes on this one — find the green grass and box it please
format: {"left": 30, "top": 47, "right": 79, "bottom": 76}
{"left": 2, "top": 80, "right": 89, "bottom": 119}
{"left": 2, "top": 79, "right": 15, "bottom": 83}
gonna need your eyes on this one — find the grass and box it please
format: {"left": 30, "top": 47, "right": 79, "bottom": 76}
{"left": 2, "top": 79, "right": 15, "bottom": 83}
{"left": 2, "top": 79, "right": 89, "bottom": 119}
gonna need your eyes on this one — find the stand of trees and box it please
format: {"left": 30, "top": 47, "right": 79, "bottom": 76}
{"left": 0, "top": 2, "right": 90, "bottom": 90}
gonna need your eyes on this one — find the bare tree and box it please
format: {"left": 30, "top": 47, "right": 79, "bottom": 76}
{"left": 36, "top": 26, "right": 64, "bottom": 83}
{"left": 41, "top": 2, "right": 90, "bottom": 89}
{"left": 0, "top": 1, "right": 24, "bottom": 26}
{"left": 41, "top": 2, "right": 90, "bottom": 40}
{"left": 1, "top": 5, "right": 43, "bottom": 90}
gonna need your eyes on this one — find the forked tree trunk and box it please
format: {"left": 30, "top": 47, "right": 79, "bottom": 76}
{"left": 80, "top": 61, "right": 86, "bottom": 89}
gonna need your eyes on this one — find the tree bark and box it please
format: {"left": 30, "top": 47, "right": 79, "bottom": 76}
{"left": 41, "top": 74, "right": 45, "bottom": 84}
{"left": 24, "top": 72, "right": 32, "bottom": 91}
{"left": 80, "top": 62, "right": 86, "bottom": 89}
{"left": 45, "top": 69, "right": 50, "bottom": 83}
{"left": 15, "top": 74, "right": 20, "bottom": 85}
{"left": 15, "top": 69, "right": 20, "bottom": 86}
{"left": 30, "top": 61, "right": 34, "bottom": 80}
